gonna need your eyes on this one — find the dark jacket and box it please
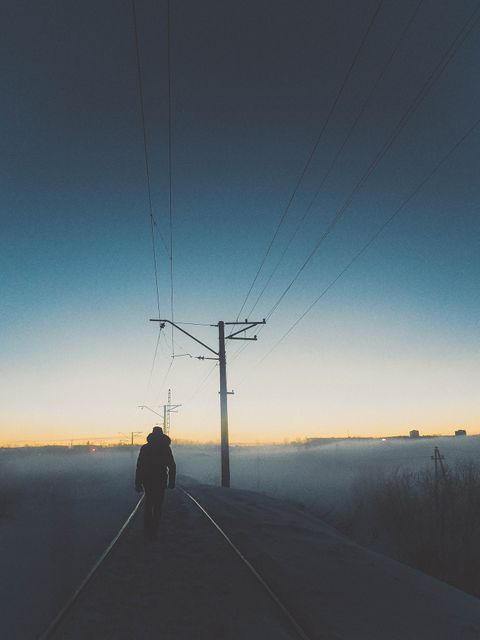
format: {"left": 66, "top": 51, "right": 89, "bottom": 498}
{"left": 135, "top": 432, "right": 176, "bottom": 490}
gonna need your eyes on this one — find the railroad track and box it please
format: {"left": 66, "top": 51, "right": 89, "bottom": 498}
{"left": 38, "top": 487, "right": 313, "bottom": 640}
{"left": 37, "top": 495, "right": 145, "bottom": 640}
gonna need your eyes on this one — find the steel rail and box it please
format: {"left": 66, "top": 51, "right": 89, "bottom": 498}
{"left": 39, "top": 488, "right": 315, "bottom": 640}
{"left": 181, "top": 488, "right": 313, "bottom": 640}
{"left": 37, "top": 495, "right": 145, "bottom": 640}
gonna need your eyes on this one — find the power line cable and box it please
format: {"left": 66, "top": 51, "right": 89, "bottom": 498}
{"left": 157, "top": 357, "right": 175, "bottom": 403}
{"left": 131, "top": 0, "right": 168, "bottom": 319}
{"left": 264, "top": 4, "right": 480, "bottom": 322}
{"left": 230, "top": 0, "right": 416, "bottom": 362}
{"left": 184, "top": 362, "right": 219, "bottom": 405}
{"left": 167, "top": 0, "right": 175, "bottom": 356}
{"left": 258, "top": 116, "right": 480, "bottom": 365}
{"left": 230, "top": 0, "right": 385, "bottom": 360}
{"left": 234, "top": 0, "right": 385, "bottom": 321}
{"left": 245, "top": 0, "right": 424, "bottom": 319}
{"left": 145, "top": 327, "right": 163, "bottom": 393}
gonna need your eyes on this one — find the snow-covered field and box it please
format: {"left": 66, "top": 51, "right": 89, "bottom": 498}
{"left": 0, "top": 447, "right": 138, "bottom": 639}
{"left": 51, "top": 483, "right": 480, "bottom": 640}
{"left": 1, "top": 437, "right": 479, "bottom": 638}
{"left": 177, "top": 435, "right": 480, "bottom": 515}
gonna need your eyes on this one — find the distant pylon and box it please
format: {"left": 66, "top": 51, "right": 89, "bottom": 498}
{"left": 167, "top": 388, "right": 172, "bottom": 434}
{"left": 162, "top": 388, "right": 181, "bottom": 436}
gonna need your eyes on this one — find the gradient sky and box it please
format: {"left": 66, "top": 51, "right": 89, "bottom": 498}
{"left": 1, "top": 0, "right": 479, "bottom": 443}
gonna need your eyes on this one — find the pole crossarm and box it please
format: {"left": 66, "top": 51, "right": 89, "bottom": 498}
{"left": 150, "top": 318, "right": 218, "bottom": 356}
{"left": 223, "top": 319, "right": 266, "bottom": 326}
{"left": 225, "top": 320, "right": 266, "bottom": 339}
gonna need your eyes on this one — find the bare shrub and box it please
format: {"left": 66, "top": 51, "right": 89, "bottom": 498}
{"left": 0, "top": 470, "right": 18, "bottom": 519}
{"left": 344, "top": 462, "right": 480, "bottom": 597}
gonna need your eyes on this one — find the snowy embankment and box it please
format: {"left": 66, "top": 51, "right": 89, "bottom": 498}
{"left": 53, "top": 479, "right": 480, "bottom": 640}
{"left": 2, "top": 441, "right": 480, "bottom": 639}
{"left": 175, "top": 437, "right": 480, "bottom": 516}
{"left": 0, "top": 448, "right": 138, "bottom": 640}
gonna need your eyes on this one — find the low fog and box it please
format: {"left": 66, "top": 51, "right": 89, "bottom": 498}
{"left": 1, "top": 436, "right": 478, "bottom": 638}
{"left": 177, "top": 435, "right": 479, "bottom": 512}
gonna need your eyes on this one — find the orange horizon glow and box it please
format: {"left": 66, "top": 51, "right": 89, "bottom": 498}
{"left": 2, "top": 428, "right": 479, "bottom": 448}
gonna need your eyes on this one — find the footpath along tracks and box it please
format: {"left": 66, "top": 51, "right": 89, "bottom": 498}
{"left": 38, "top": 486, "right": 314, "bottom": 640}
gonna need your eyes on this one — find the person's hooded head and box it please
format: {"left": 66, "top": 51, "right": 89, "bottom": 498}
{"left": 147, "top": 425, "right": 171, "bottom": 446}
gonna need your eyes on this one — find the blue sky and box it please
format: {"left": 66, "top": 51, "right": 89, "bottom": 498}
{"left": 1, "top": 0, "right": 479, "bottom": 443}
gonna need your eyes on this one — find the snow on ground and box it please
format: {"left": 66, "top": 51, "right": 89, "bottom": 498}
{"left": 176, "top": 436, "right": 480, "bottom": 516}
{"left": 51, "top": 484, "right": 294, "bottom": 640}
{"left": 53, "top": 479, "right": 480, "bottom": 640}
{"left": 0, "top": 448, "right": 139, "bottom": 639}
{"left": 1, "top": 439, "right": 480, "bottom": 639}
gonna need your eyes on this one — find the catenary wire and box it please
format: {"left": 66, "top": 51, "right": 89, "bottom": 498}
{"left": 133, "top": 0, "right": 171, "bottom": 403}
{"left": 228, "top": 2, "right": 476, "bottom": 368}
{"left": 157, "top": 357, "right": 175, "bottom": 403}
{"left": 145, "top": 327, "right": 163, "bottom": 393}
{"left": 245, "top": 0, "right": 424, "bottom": 319}
{"left": 230, "top": 0, "right": 384, "bottom": 360}
{"left": 230, "top": 0, "right": 420, "bottom": 365}
{"left": 231, "top": 3, "right": 478, "bottom": 367}
{"left": 167, "top": 0, "right": 175, "bottom": 356}
{"left": 131, "top": 0, "right": 168, "bottom": 320}
{"left": 183, "top": 361, "right": 219, "bottom": 405}
{"left": 256, "top": 116, "right": 480, "bottom": 366}
{"left": 234, "top": 0, "right": 385, "bottom": 322}
{"left": 263, "top": 4, "right": 480, "bottom": 323}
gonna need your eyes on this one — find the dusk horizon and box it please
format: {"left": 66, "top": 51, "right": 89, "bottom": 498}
{"left": 2, "top": 0, "right": 479, "bottom": 445}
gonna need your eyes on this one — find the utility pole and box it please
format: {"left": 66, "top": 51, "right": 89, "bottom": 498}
{"left": 118, "top": 431, "right": 143, "bottom": 446}
{"left": 150, "top": 317, "right": 265, "bottom": 487}
{"left": 218, "top": 321, "right": 230, "bottom": 486}
{"left": 431, "top": 446, "right": 446, "bottom": 509}
{"left": 131, "top": 431, "right": 142, "bottom": 446}
{"left": 431, "top": 446, "right": 446, "bottom": 483}
{"left": 139, "top": 393, "right": 181, "bottom": 436}
{"left": 162, "top": 388, "right": 181, "bottom": 435}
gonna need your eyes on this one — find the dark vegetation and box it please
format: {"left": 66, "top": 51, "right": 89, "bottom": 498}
{"left": 342, "top": 463, "right": 480, "bottom": 598}
{"left": 0, "top": 474, "right": 17, "bottom": 519}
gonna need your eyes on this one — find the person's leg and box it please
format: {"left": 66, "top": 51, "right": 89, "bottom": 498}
{"left": 151, "top": 487, "right": 165, "bottom": 534}
{"left": 144, "top": 488, "right": 154, "bottom": 536}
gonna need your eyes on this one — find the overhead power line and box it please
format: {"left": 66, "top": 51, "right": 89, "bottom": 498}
{"left": 263, "top": 4, "right": 480, "bottom": 322}
{"left": 258, "top": 116, "right": 480, "bottom": 364}
{"left": 157, "top": 357, "right": 175, "bottom": 403}
{"left": 234, "top": 0, "right": 385, "bottom": 321}
{"left": 145, "top": 327, "right": 163, "bottom": 391}
{"left": 183, "top": 361, "right": 219, "bottom": 405}
{"left": 167, "top": 0, "right": 175, "bottom": 356}
{"left": 131, "top": 0, "right": 168, "bottom": 320}
{"left": 245, "top": 0, "right": 424, "bottom": 319}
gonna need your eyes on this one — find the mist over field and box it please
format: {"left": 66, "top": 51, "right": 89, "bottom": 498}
{"left": 177, "top": 435, "right": 480, "bottom": 511}
{"left": 1, "top": 436, "right": 479, "bottom": 638}
{"left": 0, "top": 447, "right": 138, "bottom": 639}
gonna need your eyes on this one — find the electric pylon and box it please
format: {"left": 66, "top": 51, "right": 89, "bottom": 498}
{"left": 150, "top": 317, "right": 265, "bottom": 487}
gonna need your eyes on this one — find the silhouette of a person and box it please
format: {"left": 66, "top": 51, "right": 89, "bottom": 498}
{"left": 135, "top": 426, "right": 176, "bottom": 539}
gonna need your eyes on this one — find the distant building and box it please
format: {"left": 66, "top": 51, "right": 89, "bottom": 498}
{"left": 409, "top": 429, "right": 420, "bottom": 439}
{"left": 455, "top": 429, "right": 467, "bottom": 436}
